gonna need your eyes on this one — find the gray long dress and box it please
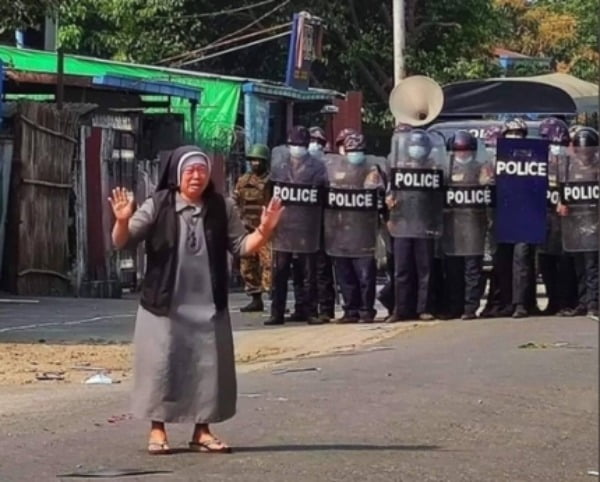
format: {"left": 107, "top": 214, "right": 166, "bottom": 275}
{"left": 128, "top": 193, "right": 248, "bottom": 424}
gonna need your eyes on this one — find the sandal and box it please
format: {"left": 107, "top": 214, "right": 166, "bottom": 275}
{"left": 148, "top": 440, "right": 171, "bottom": 455}
{"left": 188, "top": 438, "right": 232, "bottom": 454}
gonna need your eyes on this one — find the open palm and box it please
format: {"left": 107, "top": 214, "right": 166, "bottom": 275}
{"left": 109, "top": 187, "right": 135, "bottom": 221}
{"left": 260, "top": 198, "right": 284, "bottom": 233}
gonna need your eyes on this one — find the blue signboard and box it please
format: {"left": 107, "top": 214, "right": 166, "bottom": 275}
{"left": 494, "top": 138, "right": 549, "bottom": 244}
{"left": 285, "top": 13, "right": 323, "bottom": 90}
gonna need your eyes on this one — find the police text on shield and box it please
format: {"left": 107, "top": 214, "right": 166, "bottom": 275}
{"left": 391, "top": 168, "right": 444, "bottom": 191}
{"left": 495, "top": 160, "right": 547, "bottom": 177}
{"left": 273, "top": 184, "right": 321, "bottom": 205}
{"left": 326, "top": 189, "right": 377, "bottom": 211}
{"left": 561, "top": 182, "right": 600, "bottom": 205}
{"left": 445, "top": 187, "right": 493, "bottom": 208}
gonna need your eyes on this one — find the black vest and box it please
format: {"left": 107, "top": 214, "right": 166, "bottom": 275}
{"left": 140, "top": 188, "right": 229, "bottom": 316}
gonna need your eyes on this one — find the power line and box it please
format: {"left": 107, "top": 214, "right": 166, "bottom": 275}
{"left": 214, "top": 0, "right": 291, "bottom": 44}
{"left": 178, "top": 30, "right": 291, "bottom": 67}
{"left": 159, "top": 22, "right": 291, "bottom": 65}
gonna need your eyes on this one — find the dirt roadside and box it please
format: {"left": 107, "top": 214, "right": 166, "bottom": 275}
{"left": 0, "top": 322, "right": 430, "bottom": 386}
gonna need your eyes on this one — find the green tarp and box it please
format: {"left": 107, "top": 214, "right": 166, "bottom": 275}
{"left": 0, "top": 46, "right": 241, "bottom": 150}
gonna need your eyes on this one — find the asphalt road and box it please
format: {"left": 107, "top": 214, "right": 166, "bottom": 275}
{"left": 0, "top": 292, "right": 283, "bottom": 343}
{"left": 0, "top": 316, "right": 596, "bottom": 481}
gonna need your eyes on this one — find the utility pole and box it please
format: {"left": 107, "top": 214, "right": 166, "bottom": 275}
{"left": 393, "top": 0, "right": 405, "bottom": 85}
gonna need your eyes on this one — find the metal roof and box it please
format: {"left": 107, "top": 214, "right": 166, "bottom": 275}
{"left": 242, "top": 82, "right": 339, "bottom": 101}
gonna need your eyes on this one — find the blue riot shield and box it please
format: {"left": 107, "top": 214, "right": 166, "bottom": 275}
{"left": 494, "top": 138, "right": 549, "bottom": 244}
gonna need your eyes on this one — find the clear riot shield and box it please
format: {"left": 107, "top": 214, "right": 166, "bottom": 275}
{"left": 442, "top": 141, "right": 493, "bottom": 256}
{"left": 388, "top": 130, "right": 447, "bottom": 239}
{"left": 270, "top": 150, "right": 326, "bottom": 253}
{"left": 539, "top": 148, "right": 568, "bottom": 255}
{"left": 323, "top": 156, "right": 382, "bottom": 257}
{"left": 561, "top": 147, "right": 599, "bottom": 252}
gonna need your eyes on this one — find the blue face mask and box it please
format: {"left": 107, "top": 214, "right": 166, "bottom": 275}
{"left": 308, "top": 142, "right": 323, "bottom": 154}
{"left": 347, "top": 152, "right": 366, "bottom": 165}
{"left": 289, "top": 145, "right": 308, "bottom": 158}
{"left": 408, "top": 146, "right": 427, "bottom": 160}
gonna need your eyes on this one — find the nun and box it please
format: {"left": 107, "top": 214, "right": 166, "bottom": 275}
{"left": 109, "top": 146, "right": 283, "bottom": 454}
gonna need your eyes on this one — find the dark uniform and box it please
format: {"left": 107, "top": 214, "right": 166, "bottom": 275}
{"left": 440, "top": 131, "right": 491, "bottom": 319}
{"left": 537, "top": 118, "right": 579, "bottom": 315}
{"left": 387, "top": 129, "right": 447, "bottom": 321}
{"left": 266, "top": 127, "right": 328, "bottom": 325}
{"left": 559, "top": 128, "right": 599, "bottom": 317}
{"left": 324, "top": 134, "right": 383, "bottom": 322}
{"left": 311, "top": 127, "right": 345, "bottom": 322}
{"left": 485, "top": 118, "right": 539, "bottom": 318}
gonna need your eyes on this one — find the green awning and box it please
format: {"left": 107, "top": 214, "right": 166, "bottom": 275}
{"left": 0, "top": 46, "right": 241, "bottom": 150}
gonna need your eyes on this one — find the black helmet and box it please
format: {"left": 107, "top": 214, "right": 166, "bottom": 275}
{"left": 447, "top": 130, "right": 477, "bottom": 152}
{"left": 502, "top": 117, "right": 528, "bottom": 138}
{"left": 309, "top": 126, "right": 327, "bottom": 144}
{"left": 343, "top": 133, "right": 366, "bottom": 152}
{"left": 539, "top": 117, "right": 570, "bottom": 146}
{"left": 335, "top": 127, "right": 358, "bottom": 146}
{"left": 406, "top": 129, "right": 432, "bottom": 160}
{"left": 287, "top": 126, "right": 310, "bottom": 147}
{"left": 572, "top": 127, "right": 599, "bottom": 148}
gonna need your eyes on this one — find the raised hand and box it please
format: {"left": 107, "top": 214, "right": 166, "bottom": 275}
{"left": 385, "top": 194, "right": 397, "bottom": 209}
{"left": 259, "top": 197, "right": 284, "bottom": 234}
{"left": 556, "top": 203, "right": 569, "bottom": 217}
{"left": 108, "top": 187, "right": 135, "bottom": 222}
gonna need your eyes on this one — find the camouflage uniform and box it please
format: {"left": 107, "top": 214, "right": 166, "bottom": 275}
{"left": 233, "top": 172, "right": 272, "bottom": 294}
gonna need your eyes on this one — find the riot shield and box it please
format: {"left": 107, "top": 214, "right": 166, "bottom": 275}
{"left": 442, "top": 141, "right": 493, "bottom": 256}
{"left": 494, "top": 138, "right": 549, "bottom": 244}
{"left": 539, "top": 148, "right": 568, "bottom": 255}
{"left": 269, "top": 150, "right": 326, "bottom": 253}
{"left": 323, "top": 156, "right": 382, "bottom": 257}
{"left": 388, "top": 130, "right": 447, "bottom": 239}
{"left": 561, "top": 147, "right": 599, "bottom": 252}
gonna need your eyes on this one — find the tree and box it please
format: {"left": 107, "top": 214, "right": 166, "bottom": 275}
{"left": 0, "top": 0, "right": 66, "bottom": 32}
{"left": 495, "top": 0, "right": 599, "bottom": 81}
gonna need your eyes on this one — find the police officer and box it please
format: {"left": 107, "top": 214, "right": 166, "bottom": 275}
{"left": 488, "top": 118, "right": 539, "bottom": 318}
{"left": 270, "top": 141, "right": 313, "bottom": 322}
{"left": 558, "top": 127, "right": 599, "bottom": 319}
{"left": 266, "top": 126, "right": 328, "bottom": 325}
{"left": 440, "top": 130, "right": 490, "bottom": 320}
{"left": 479, "top": 124, "right": 506, "bottom": 318}
{"left": 325, "top": 133, "right": 383, "bottom": 322}
{"left": 377, "top": 123, "right": 412, "bottom": 316}
{"left": 311, "top": 126, "right": 336, "bottom": 322}
{"left": 233, "top": 144, "right": 272, "bottom": 312}
{"left": 386, "top": 129, "right": 447, "bottom": 321}
{"left": 309, "top": 126, "right": 327, "bottom": 160}
{"left": 537, "top": 118, "right": 578, "bottom": 315}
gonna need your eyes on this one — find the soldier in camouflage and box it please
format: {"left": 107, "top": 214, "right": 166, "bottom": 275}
{"left": 233, "top": 144, "right": 272, "bottom": 312}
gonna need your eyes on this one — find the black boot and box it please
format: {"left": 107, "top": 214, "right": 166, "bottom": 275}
{"left": 240, "top": 294, "right": 264, "bottom": 313}
{"left": 512, "top": 304, "right": 528, "bottom": 319}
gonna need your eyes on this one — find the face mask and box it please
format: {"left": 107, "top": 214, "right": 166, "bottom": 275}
{"left": 347, "top": 152, "right": 366, "bottom": 165}
{"left": 505, "top": 133, "right": 523, "bottom": 139}
{"left": 289, "top": 145, "right": 308, "bottom": 158}
{"left": 454, "top": 154, "right": 473, "bottom": 165}
{"left": 408, "top": 146, "right": 427, "bottom": 160}
{"left": 308, "top": 142, "right": 323, "bottom": 154}
{"left": 550, "top": 145, "right": 565, "bottom": 156}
